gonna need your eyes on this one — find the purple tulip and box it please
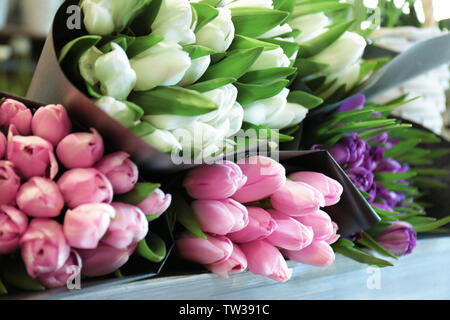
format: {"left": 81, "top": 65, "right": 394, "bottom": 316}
{"left": 0, "top": 99, "right": 32, "bottom": 135}
{"left": 375, "top": 158, "right": 403, "bottom": 173}
{"left": 375, "top": 183, "right": 405, "bottom": 208}
{"left": 0, "top": 205, "right": 28, "bottom": 254}
{"left": 37, "top": 250, "right": 82, "bottom": 289}
{"left": 137, "top": 188, "right": 172, "bottom": 217}
{"left": 31, "top": 104, "right": 72, "bottom": 146}
{"left": 372, "top": 202, "right": 394, "bottom": 212}
{"left": 328, "top": 133, "right": 368, "bottom": 168}
{"left": 363, "top": 146, "right": 384, "bottom": 171}
{"left": 337, "top": 93, "right": 366, "bottom": 112}
{"left": 0, "top": 131, "right": 6, "bottom": 159}
{"left": 346, "top": 167, "right": 374, "bottom": 192}
{"left": 376, "top": 221, "right": 417, "bottom": 256}
{"left": 0, "top": 161, "right": 21, "bottom": 206}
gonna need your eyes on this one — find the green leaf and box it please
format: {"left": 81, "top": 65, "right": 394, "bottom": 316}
{"left": 294, "top": 58, "right": 329, "bottom": 77}
{"left": 413, "top": 216, "right": 450, "bottom": 233}
{"left": 239, "top": 67, "right": 297, "bottom": 84}
{"left": 259, "top": 38, "right": 299, "bottom": 58}
{"left": 325, "top": 119, "right": 398, "bottom": 136}
{"left": 130, "top": 121, "right": 156, "bottom": 137}
{"left": 1, "top": 259, "right": 46, "bottom": 292}
{"left": 372, "top": 206, "right": 397, "bottom": 217}
{"left": 287, "top": 90, "right": 323, "bottom": 109}
{"left": 115, "top": 183, "right": 160, "bottom": 205}
{"left": 231, "top": 7, "right": 289, "bottom": 38}
{"left": 273, "top": 0, "right": 296, "bottom": 13}
{"left": 241, "top": 122, "right": 294, "bottom": 142}
{"left": 334, "top": 238, "right": 355, "bottom": 247}
{"left": 235, "top": 80, "right": 289, "bottom": 106}
{"left": 356, "top": 232, "right": 398, "bottom": 259}
{"left": 198, "top": 0, "right": 221, "bottom": 6}
{"left": 200, "top": 47, "right": 264, "bottom": 81}
{"left": 333, "top": 245, "right": 394, "bottom": 267}
{"left": 123, "top": 101, "right": 144, "bottom": 121}
{"left": 428, "top": 148, "right": 450, "bottom": 159}
{"left": 191, "top": 3, "right": 219, "bottom": 32}
{"left": 412, "top": 177, "right": 448, "bottom": 189}
{"left": 384, "top": 140, "right": 421, "bottom": 158}
{"left": 298, "top": 20, "right": 355, "bottom": 58}
{"left": 358, "top": 57, "right": 390, "bottom": 83}
{"left": 357, "top": 124, "right": 413, "bottom": 141}
{"left": 292, "top": 1, "right": 352, "bottom": 19}
{"left": 411, "top": 169, "right": 450, "bottom": 176}
{"left": 389, "top": 128, "right": 441, "bottom": 143}
{"left": 129, "top": 0, "right": 163, "bottom": 36}
{"left": 146, "top": 214, "right": 160, "bottom": 222}
{"left": 174, "top": 194, "right": 207, "bottom": 239}
{"left": 229, "top": 35, "right": 280, "bottom": 52}
{"left": 0, "top": 279, "right": 6, "bottom": 295}
{"left": 187, "top": 77, "right": 237, "bottom": 92}
{"left": 136, "top": 233, "right": 167, "bottom": 263}
{"left": 374, "top": 171, "right": 418, "bottom": 182}
{"left": 129, "top": 86, "right": 218, "bottom": 116}
{"left": 126, "top": 34, "right": 164, "bottom": 58}
{"left": 85, "top": 82, "right": 102, "bottom": 99}
{"left": 183, "top": 44, "right": 216, "bottom": 60}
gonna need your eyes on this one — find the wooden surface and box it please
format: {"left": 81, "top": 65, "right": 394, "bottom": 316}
{"left": 10, "top": 237, "right": 450, "bottom": 300}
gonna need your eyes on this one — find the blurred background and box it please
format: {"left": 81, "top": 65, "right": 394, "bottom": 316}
{"left": 0, "top": 0, "right": 449, "bottom": 137}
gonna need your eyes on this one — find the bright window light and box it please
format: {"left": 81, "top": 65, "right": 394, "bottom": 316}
{"left": 433, "top": 0, "right": 450, "bottom": 21}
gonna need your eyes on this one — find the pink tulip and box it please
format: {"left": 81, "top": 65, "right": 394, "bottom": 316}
{"left": 0, "top": 131, "right": 6, "bottom": 159}
{"left": 192, "top": 199, "right": 249, "bottom": 235}
{"left": 16, "top": 177, "right": 64, "bottom": 218}
{"left": 295, "top": 210, "right": 334, "bottom": 241}
{"left": 177, "top": 232, "right": 233, "bottom": 265}
{"left": 0, "top": 161, "right": 21, "bottom": 206}
{"left": 101, "top": 203, "right": 148, "bottom": 250}
{"left": 288, "top": 171, "right": 343, "bottom": 206}
{"left": 228, "top": 207, "right": 278, "bottom": 243}
{"left": 7, "top": 126, "right": 58, "bottom": 179}
{"left": 183, "top": 161, "right": 247, "bottom": 200}
{"left": 20, "top": 219, "right": 71, "bottom": 278}
{"left": 0, "top": 99, "right": 32, "bottom": 135}
{"left": 37, "top": 250, "right": 82, "bottom": 289}
{"left": 137, "top": 188, "right": 172, "bottom": 217}
{"left": 282, "top": 241, "right": 335, "bottom": 267}
{"left": 206, "top": 243, "right": 247, "bottom": 278}
{"left": 270, "top": 181, "right": 325, "bottom": 216}
{"left": 31, "top": 104, "right": 72, "bottom": 146}
{"left": 325, "top": 222, "right": 340, "bottom": 245}
{"left": 0, "top": 205, "right": 28, "bottom": 254}
{"left": 56, "top": 128, "right": 104, "bottom": 169}
{"left": 63, "top": 203, "right": 116, "bottom": 249}
{"left": 78, "top": 243, "right": 136, "bottom": 277}
{"left": 57, "top": 168, "right": 114, "bottom": 208}
{"left": 240, "top": 240, "right": 292, "bottom": 283}
{"left": 95, "top": 152, "right": 139, "bottom": 194}
{"left": 266, "top": 210, "right": 314, "bottom": 251}
{"left": 233, "top": 156, "right": 286, "bottom": 203}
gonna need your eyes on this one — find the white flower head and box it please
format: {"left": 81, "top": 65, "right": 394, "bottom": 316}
{"left": 195, "top": 8, "right": 235, "bottom": 53}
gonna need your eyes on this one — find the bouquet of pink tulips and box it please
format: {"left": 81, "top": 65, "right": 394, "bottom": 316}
{"left": 175, "top": 156, "right": 343, "bottom": 282}
{"left": 0, "top": 98, "right": 171, "bottom": 292}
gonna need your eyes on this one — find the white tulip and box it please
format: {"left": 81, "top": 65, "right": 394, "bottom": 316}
{"left": 319, "top": 63, "right": 361, "bottom": 100}
{"left": 258, "top": 24, "right": 292, "bottom": 39}
{"left": 173, "top": 122, "right": 224, "bottom": 158}
{"left": 94, "top": 96, "right": 138, "bottom": 128}
{"left": 198, "top": 84, "right": 238, "bottom": 123}
{"left": 248, "top": 47, "right": 291, "bottom": 71}
{"left": 195, "top": 8, "right": 235, "bottom": 53}
{"left": 92, "top": 43, "right": 136, "bottom": 100}
{"left": 177, "top": 55, "right": 211, "bottom": 86}
{"left": 289, "top": 13, "right": 330, "bottom": 43}
{"left": 143, "top": 114, "right": 198, "bottom": 131}
{"left": 243, "top": 88, "right": 308, "bottom": 129}
{"left": 130, "top": 41, "right": 191, "bottom": 91}
{"left": 142, "top": 129, "right": 182, "bottom": 153}
{"left": 309, "top": 31, "right": 366, "bottom": 74}
{"left": 221, "top": 0, "right": 273, "bottom": 9}
{"left": 152, "top": 0, "right": 196, "bottom": 45}
{"left": 208, "top": 102, "right": 244, "bottom": 137}
{"left": 79, "top": 46, "right": 104, "bottom": 86}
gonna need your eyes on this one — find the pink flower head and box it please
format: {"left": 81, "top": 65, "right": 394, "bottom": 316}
{"left": 95, "top": 152, "right": 139, "bottom": 194}
{"left": 206, "top": 243, "right": 248, "bottom": 278}
{"left": 0, "top": 131, "right": 6, "bottom": 159}
{"left": 0, "top": 99, "right": 32, "bottom": 135}
{"left": 282, "top": 240, "right": 335, "bottom": 267}
{"left": 31, "top": 104, "right": 72, "bottom": 146}
{"left": 295, "top": 210, "right": 335, "bottom": 241}
{"left": 228, "top": 207, "right": 278, "bottom": 243}
{"left": 0, "top": 161, "right": 21, "bottom": 206}
{"left": 0, "top": 205, "right": 28, "bottom": 254}
{"left": 137, "top": 188, "right": 172, "bottom": 217}
{"left": 37, "top": 249, "right": 82, "bottom": 289}
{"left": 177, "top": 232, "right": 233, "bottom": 265}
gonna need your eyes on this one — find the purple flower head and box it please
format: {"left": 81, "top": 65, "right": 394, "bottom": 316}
{"left": 345, "top": 232, "right": 363, "bottom": 242}
{"left": 346, "top": 167, "right": 374, "bottom": 192}
{"left": 363, "top": 146, "right": 385, "bottom": 171}
{"left": 372, "top": 202, "right": 394, "bottom": 212}
{"left": 376, "top": 221, "right": 417, "bottom": 256}
{"left": 375, "top": 158, "right": 403, "bottom": 173}
{"left": 375, "top": 183, "right": 406, "bottom": 208}
{"left": 311, "top": 144, "right": 324, "bottom": 151}
{"left": 370, "top": 132, "right": 389, "bottom": 145}
{"left": 329, "top": 133, "right": 368, "bottom": 168}
{"left": 337, "top": 93, "right": 366, "bottom": 112}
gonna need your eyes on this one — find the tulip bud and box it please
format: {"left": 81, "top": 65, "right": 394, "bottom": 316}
{"left": 94, "top": 96, "right": 139, "bottom": 128}
{"left": 0, "top": 99, "right": 32, "bottom": 135}
{"left": 289, "top": 13, "right": 330, "bottom": 43}
{"left": 240, "top": 240, "right": 293, "bottom": 283}
{"left": 64, "top": 203, "right": 116, "bottom": 249}
{"left": 270, "top": 181, "right": 326, "bottom": 216}
{"left": 20, "top": 219, "right": 71, "bottom": 278}
{"left": 37, "top": 250, "right": 82, "bottom": 289}
{"left": 95, "top": 152, "right": 139, "bottom": 194}
{"left": 228, "top": 207, "right": 278, "bottom": 243}
{"left": 282, "top": 241, "right": 335, "bottom": 267}
{"left": 266, "top": 210, "right": 314, "bottom": 251}
{"left": 151, "top": 0, "right": 196, "bottom": 45}
{"left": 337, "top": 93, "right": 366, "bottom": 112}
{"left": 137, "top": 188, "right": 172, "bottom": 217}
{"left": 0, "top": 131, "right": 6, "bottom": 159}
{"left": 31, "top": 104, "right": 72, "bottom": 146}
{"left": 196, "top": 7, "right": 235, "bottom": 53}
{"left": 141, "top": 129, "right": 182, "bottom": 153}
{"left": 346, "top": 167, "right": 374, "bottom": 193}
{"left": 232, "top": 156, "right": 286, "bottom": 203}
{"left": 0, "top": 205, "right": 28, "bottom": 254}
{"left": 16, "top": 177, "right": 64, "bottom": 218}
{"left": 56, "top": 128, "right": 104, "bottom": 169}
{"left": 58, "top": 168, "right": 114, "bottom": 208}
{"left": 295, "top": 210, "right": 334, "bottom": 241}
{"left": 329, "top": 133, "right": 368, "bottom": 168}
{"left": 78, "top": 243, "right": 136, "bottom": 277}
{"left": 288, "top": 172, "right": 343, "bottom": 207}
{"left": 183, "top": 161, "right": 247, "bottom": 200}
{"left": 325, "top": 222, "right": 340, "bottom": 245}
{"left": 376, "top": 221, "right": 417, "bottom": 256}
{"left": 101, "top": 203, "right": 148, "bottom": 250}
{"left": 130, "top": 41, "right": 191, "bottom": 91}
{"left": 192, "top": 199, "right": 249, "bottom": 235}
{"left": 206, "top": 243, "right": 247, "bottom": 278}
{"left": 249, "top": 48, "right": 291, "bottom": 71}
{"left": 0, "top": 161, "right": 21, "bottom": 206}
{"left": 177, "top": 55, "right": 211, "bottom": 87}
{"left": 7, "top": 126, "right": 59, "bottom": 179}
{"left": 177, "top": 232, "right": 233, "bottom": 265}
